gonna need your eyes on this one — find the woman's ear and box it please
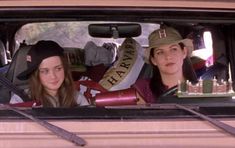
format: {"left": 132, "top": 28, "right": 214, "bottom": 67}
{"left": 150, "top": 56, "right": 157, "bottom": 66}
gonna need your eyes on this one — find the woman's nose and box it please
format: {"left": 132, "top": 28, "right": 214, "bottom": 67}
{"left": 49, "top": 70, "right": 57, "bottom": 79}
{"left": 164, "top": 51, "right": 173, "bottom": 59}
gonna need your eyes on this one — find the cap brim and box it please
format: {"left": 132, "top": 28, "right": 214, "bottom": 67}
{"left": 17, "top": 67, "right": 37, "bottom": 80}
{"left": 181, "top": 39, "right": 193, "bottom": 56}
{"left": 144, "top": 38, "right": 193, "bottom": 64}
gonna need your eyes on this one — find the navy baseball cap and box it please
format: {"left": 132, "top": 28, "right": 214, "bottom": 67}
{"left": 17, "top": 40, "right": 64, "bottom": 80}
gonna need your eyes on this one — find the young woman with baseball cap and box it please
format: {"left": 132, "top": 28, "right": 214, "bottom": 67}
{"left": 11, "top": 40, "right": 89, "bottom": 107}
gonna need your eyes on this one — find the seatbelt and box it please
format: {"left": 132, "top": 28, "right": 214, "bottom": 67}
{"left": 0, "top": 104, "right": 86, "bottom": 146}
{"left": 0, "top": 73, "right": 30, "bottom": 102}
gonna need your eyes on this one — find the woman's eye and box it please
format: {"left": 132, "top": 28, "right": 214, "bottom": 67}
{"left": 171, "top": 47, "right": 178, "bottom": 51}
{"left": 156, "top": 51, "right": 163, "bottom": 55}
{"left": 39, "top": 69, "right": 48, "bottom": 74}
{"left": 55, "top": 66, "right": 63, "bottom": 71}
{"left": 170, "top": 47, "right": 179, "bottom": 53}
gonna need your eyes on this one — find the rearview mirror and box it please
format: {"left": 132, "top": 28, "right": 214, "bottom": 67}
{"left": 88, "top": 23, "right": 141, "bottom": 39}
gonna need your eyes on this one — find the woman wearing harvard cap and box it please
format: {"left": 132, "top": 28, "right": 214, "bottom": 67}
{"left": 132, "top": 26, "right": 197, "bottom": 103}
{"left": 11, "top": 40, "right": 89, "bottom": 107}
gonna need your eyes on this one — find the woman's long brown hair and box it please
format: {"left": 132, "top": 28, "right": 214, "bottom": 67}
{"left": 29, "top": 56, "right": 77, "bottom": 107}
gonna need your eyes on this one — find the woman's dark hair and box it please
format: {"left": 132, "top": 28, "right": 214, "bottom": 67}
{"left": 149, "top": 42, "right": 197, "bottom": 101}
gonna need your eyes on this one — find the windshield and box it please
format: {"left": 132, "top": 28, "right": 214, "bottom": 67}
{"left": 11, "top": 20, "right": 234, "bottom": 107}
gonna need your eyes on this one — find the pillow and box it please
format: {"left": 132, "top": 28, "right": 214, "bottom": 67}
{"left": 99, "top": 38, "right": 145, "bottom": 91}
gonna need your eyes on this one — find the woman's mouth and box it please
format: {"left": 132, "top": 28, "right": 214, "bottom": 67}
{"left": 165, "top": 63, "right": 175, "bottom": 66}
{"left": 50, "top": 81, "right": 59, "bottom": 85}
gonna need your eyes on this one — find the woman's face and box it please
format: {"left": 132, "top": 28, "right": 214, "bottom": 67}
{"left": 38, "top": 56, "right": 65, "bottom": 96}
{"left": 150, "top": 43, "right": 187, "bottom": 75}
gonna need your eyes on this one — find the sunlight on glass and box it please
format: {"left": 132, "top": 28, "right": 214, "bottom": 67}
{"left": 15, "top": 22, "right": 159, "bottom": 49}
{"left": 191, "top": 31, "right": 213, "bottom": 67}
{"left": 203, "top": 31, "right": 213, "bottom": 67}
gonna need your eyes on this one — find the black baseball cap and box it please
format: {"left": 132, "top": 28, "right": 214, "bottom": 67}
{"left": 17, "top": 40, "right": 64, "bottom": 80}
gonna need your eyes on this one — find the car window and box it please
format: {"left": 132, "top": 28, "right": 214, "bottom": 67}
{"left": 13, "top": 21, "right": 227, "bottom": 97}
{"left": 0, "top": 1, "right": 235, "bottom": 147}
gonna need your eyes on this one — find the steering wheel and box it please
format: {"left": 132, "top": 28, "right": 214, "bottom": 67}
{"left": 159, "top": 85, "right": 178, "bottom": 97}
{"left": 157, "top": 86, "right": 178, "bottom": 103}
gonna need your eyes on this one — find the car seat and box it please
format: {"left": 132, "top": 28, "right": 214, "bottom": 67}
{"left": 0, "top": 45, "right": 31, "bottom": 103}
{"left": 200, "top": 54, "right": 228, "bottom": 80}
